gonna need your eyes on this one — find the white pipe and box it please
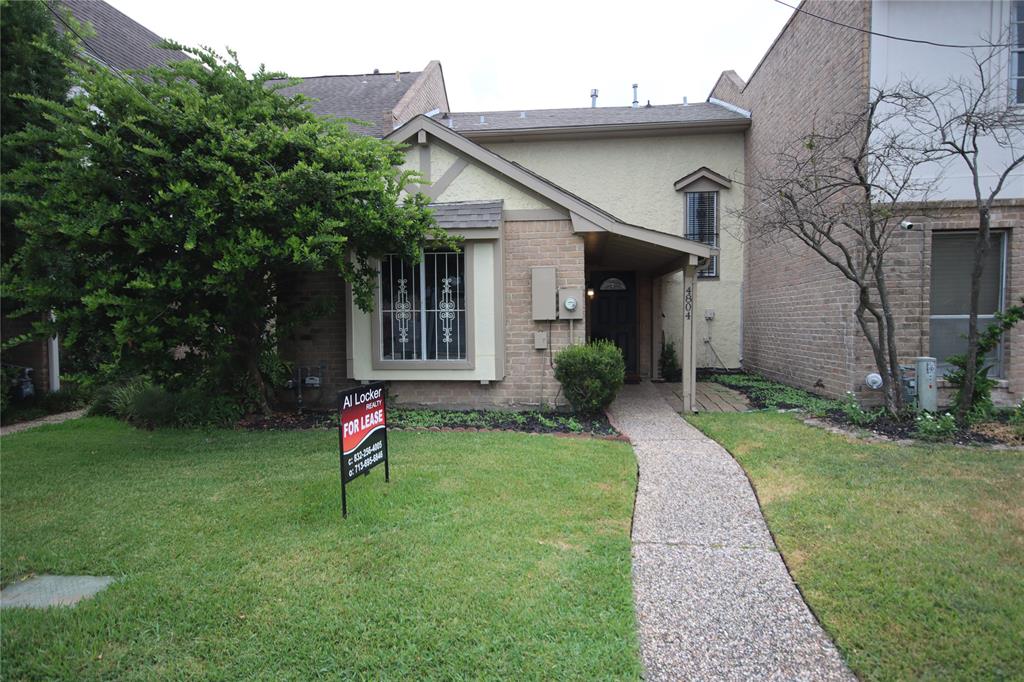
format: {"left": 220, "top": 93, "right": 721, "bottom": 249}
{"left": 48, "top": 311, "right": 60, "bottom": 392}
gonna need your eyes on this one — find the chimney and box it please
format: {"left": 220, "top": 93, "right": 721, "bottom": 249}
{"left": 632, "top": 84, "right": 639, "bottom": 109}
{"left": 590, "top": 88, "right": 599, "bottom": 108}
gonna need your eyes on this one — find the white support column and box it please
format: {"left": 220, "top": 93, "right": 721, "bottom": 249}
{"left": 652, "top": 275, "right": 663, "bottom": 379}
{"left": 48, "top": 311, "right": 60, "bottom": 393}
{"left": 681, "top": 265, "right": 698, "bottom": 412}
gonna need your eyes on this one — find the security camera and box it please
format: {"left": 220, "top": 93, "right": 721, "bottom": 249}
{"left": 900, "top": 219, "right": 915, "bottom": 230}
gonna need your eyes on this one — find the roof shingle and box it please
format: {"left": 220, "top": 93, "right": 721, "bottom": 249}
{"left": 268, "top": 72, "right": 421, "bottom": 137}
{"left": 428, "top": 201, "right": 504, "bottom": 229}
{"left": 444, "top": 102, "right": 748, "bottom": 135}
{"left": 59, "top": 0, "right": 188, "bottom": 72}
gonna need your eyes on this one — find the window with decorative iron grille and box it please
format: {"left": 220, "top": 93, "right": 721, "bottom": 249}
{"left": 379, "top": 251, "right": 467, "bottom": 361}
{"left": 685, "top": 191, "right": 718, "bottom": 278}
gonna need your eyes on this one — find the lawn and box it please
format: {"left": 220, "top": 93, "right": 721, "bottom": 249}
{"left": 0, "top": 418, "right": 641, "bottom": 680}
{"left": 688, "top": 411, "right": 1024, "bottom": 681}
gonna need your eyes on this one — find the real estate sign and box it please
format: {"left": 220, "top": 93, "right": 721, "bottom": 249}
{"left": 337, "top": 382, "right": 389, "bottom": 517}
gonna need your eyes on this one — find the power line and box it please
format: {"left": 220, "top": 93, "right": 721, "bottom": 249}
{"left": 773, "top": 0, "right": 1012, "bottom": 50}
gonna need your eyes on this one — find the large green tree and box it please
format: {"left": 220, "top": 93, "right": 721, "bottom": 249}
{"left": 3, "top": 42, "right": 442, "bottom": 410}
{"left": 1, "top": 0, "right": 77, "bottom": 264}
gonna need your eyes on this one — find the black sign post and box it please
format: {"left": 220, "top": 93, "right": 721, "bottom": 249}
{"left": 337, "top": 382, "right": 389, "bottom": 517}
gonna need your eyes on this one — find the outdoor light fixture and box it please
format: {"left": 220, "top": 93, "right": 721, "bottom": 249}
{"left": 586, "top": 287, "right": 595, "bottom": 299}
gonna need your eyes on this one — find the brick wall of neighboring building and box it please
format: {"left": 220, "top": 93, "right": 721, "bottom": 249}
{"left": 277, "top": 271, "right": 351, "bottom": 410}
{"left": 711, "top": 0, "right": 873, "bottom": 396}
{"left": 380, "top": 219, "right": 586, "bottom": 409}
{"left": 848, "top": 202, "right": 1024, "bottom": 407}
{"left": 1, "top": 315, "right": 50, "bottom": 393}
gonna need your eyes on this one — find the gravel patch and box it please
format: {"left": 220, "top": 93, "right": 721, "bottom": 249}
{"left": 0, "top": 409, "right": 86, "bottom": 436}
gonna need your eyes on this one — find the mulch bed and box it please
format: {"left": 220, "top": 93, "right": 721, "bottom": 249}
{"left": 823, "top": 410, "right": 999, "bottom": 446}
{"left": 239, "top": 409, "right": 622, "bottom": 439}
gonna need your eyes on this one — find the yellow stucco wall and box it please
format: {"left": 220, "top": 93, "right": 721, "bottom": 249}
{"left": 483, "top": 134, "right": 745, "bottom": 368}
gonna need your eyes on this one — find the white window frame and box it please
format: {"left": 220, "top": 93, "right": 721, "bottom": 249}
{"left": 685, "top": 191, "right": 719, "bottom": 278}
{"left": 1011, "top": 1, "right": 1024, "bottom": 105}
{"left": 372, "top": 247, "right": 474, "bottom": 369}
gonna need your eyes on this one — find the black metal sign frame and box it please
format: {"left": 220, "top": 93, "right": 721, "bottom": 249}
{"left": 337, "top": 381, "right": 389, "bottom": 517}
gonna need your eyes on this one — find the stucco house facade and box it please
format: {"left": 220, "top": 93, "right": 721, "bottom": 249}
{"left": 279, "top": 78, "right": 748, "bottom": 409}
{"left": 710, "top": 0, "right": 1024, "bottom": 406}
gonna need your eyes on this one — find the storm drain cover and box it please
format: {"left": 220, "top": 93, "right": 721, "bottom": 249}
{"left": 0, "top": 575, "right": 115, "bottom": 609}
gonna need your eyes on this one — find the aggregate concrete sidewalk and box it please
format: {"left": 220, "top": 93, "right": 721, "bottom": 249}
{"left": 607, "top": 382, "right": 853, "bottom": 681}
{"left": 0, "top": 409, "right": 86, "bottom": 437}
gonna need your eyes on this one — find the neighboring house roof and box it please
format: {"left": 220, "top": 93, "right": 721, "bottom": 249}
{"left": 59, "top": 0, "right": 188, "bottom": 72}
{"left": 440, "top": 102, "right": 750, "bottom": 140}
{"left": 430, "top": 201, "right": 504, "bottom": 230}
{"left": 389, "top": 115, "right": 713, "bottom": 271}
{"left": 269, "top": 61, "right": 449, "bottom": 137}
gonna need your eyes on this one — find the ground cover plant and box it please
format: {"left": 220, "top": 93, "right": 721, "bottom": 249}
{"left": 0, "top": 419, "right": 640, "bottom": 679}
{"left": 688, "top": 411, "right": 1024, "bottom": 681}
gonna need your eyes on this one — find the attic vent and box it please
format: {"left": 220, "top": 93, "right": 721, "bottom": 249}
{"left": 395, "top": 70, "right": 401, "bottom": 82}
{"left": 479, "top": 115, "right": 486, "bottom": 124}
{"left": 373, "top": 68, "right": 379, "bottom": 74}
{"left": 520, "top": 111, "right": 526, "bottom": 118}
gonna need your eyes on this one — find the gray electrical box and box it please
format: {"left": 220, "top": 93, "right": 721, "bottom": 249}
{"left": 531, "top": 266, "right": 557, "bottom": 320}
{"left": 915, "top": 356, "right": 938, "bottom": 413}
{"left": 558, "top": 286, "right": 584, "bottom": 320}
{"left": 534, "top": 331, "right": 548, "bottom": 349}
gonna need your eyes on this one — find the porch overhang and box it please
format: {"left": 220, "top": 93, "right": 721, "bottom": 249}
{"left": 579, "top": 218, "right": 714, "bottom": 278}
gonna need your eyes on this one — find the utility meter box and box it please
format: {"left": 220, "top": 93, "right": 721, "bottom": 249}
{"left": 558, "top": 287, "right": 584, "bottom": 320}
{"left": 915, "top": 356, "right": 938, "bottom": 413}
{"left": 531, "top": 266, "right": 557, "bottom": 320}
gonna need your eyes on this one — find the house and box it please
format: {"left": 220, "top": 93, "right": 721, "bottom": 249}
{"left": 2, "top": 0, "right": 189, "bottom": 395}
{"left": 280, "top": 87, "right": 748, "bottom": 410}
{"left": 709, "top": 0, "right": 1024, "bottom": 406}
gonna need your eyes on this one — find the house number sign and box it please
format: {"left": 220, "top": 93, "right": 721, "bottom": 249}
{"left": 337, "top": 382, "right": 390, "bottom": 517}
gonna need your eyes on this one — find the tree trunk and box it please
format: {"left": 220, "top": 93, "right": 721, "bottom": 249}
{"left": 872, "top": 259, "right": 905, "bottom": 413}
{"left": 854, "top": 287, "right": 900, "bottom": 415}
{"left": 956, "top": 206, "right": 992, "bottom": 424}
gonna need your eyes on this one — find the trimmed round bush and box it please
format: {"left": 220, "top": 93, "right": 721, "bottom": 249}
{"left": 553, "top": 340, "right": 626, "bottom": 414}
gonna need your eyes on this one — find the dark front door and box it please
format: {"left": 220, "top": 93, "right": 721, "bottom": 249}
{"left": 590, "top": 272, "right": 638, "bottom": 375}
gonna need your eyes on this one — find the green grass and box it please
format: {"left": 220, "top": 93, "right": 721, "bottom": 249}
{"left": 1, "top": 418, "right": 641, "bottom": 680}
{"left": 688, "top": 411, "right": 1024, "bottom": 681}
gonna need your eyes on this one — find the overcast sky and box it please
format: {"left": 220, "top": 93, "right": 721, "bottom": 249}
{"left": 107, "top": 0, "right": 796, "bottom": 112}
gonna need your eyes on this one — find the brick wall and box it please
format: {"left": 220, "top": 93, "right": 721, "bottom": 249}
{"left": 277, "top": 271, "right": 351, "bottom": 409}
{"left": 851, "top": 202, "right": 1024, "bottom": 406}
{"left": 391, "top": 61, "right": 449, "bottom": 129}
{"left": 710, "top": 0, "right": 872, "bottom": 396}
{"left": 389, "top": 219, "right": 584, "bottom": 408}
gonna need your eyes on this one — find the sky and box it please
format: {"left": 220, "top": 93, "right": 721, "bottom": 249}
{"left": 107, "top": 0, "right": 796, "bottom": 112}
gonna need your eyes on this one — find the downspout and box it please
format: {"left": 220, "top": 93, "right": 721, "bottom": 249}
{"left": 48, "top": 311, "right": 60, "bottom": 392}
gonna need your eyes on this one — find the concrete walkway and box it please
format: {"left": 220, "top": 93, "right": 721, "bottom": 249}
{"left": 0, "top": 409, "right": 86, "bottom": 437}
{"left": 607, "top": 382, "right": 852, "bottom": 681}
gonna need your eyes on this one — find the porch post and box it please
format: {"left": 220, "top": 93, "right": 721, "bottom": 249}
{"left": 652, "top": 275, "right": 663, "bottom": 379}
{"left": 681, "top": 264, "right": 698, "bottom": 412}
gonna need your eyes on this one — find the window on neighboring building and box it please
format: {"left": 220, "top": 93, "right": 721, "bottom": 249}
{"left": 379, "top": 250, "right": 467, "bottom": 361}
{"left": 686, "top": 191, "right": 719, "bottom": 278}
{"left": 929, "top": 231, "right": 1006, "bottom": 376}
{"left": 1012, "top": 1, "right": 1024, "bottom": 104}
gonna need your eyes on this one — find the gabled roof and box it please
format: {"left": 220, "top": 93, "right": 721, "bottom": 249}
{"left": 441, "top": 102, "right": 749, "bottom": 140}
{"left": 388, "top": 116, "right": 713, "bottom": 261}
{"left": 59, "top": 0, "right": 189, "bottom": 72}
{"left": 673, "top": 166, "right": 734, "bottom": 191}
{"left": 268, "top": 61, "right": 448, "bottom": 138}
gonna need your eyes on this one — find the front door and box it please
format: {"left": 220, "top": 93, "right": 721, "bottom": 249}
{"left": 590, "top": 272, "right": 638, "bottom": 376}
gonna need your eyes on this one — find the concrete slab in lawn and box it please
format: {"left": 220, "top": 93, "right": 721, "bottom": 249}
{"left": 1, "top": 575, "right": 115, "bottom": 609}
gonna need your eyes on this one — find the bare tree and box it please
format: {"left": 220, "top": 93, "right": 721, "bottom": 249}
{"left": 900, "top": 44, "right": 1024, "bottom": 423}
{"left": 744, "top": 90, "right": 936, "bottom": 414}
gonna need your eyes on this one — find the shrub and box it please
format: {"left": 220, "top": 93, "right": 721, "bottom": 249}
{"left": 915, "top": 412, "right": 958, "bottom": 442}
{"left": 554, "top": 340, "right": 625, "bottom": 415}
{"left": 130, "top": 385, "right": 179, "bottom": 428}
{"left": 108, "top": 377, "right": 153, "bottom": 421}
{"left": 0, "top": 365, "right": 20, "bottom": 416}
{"left": 659, "top": 342, "right": 682, "bottom": 383}
{"left": 838, "top": 391, "right": 883, "bottom": 427}
{"left": 1009, "top": 401, "right": 1024, "bottom": 440}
